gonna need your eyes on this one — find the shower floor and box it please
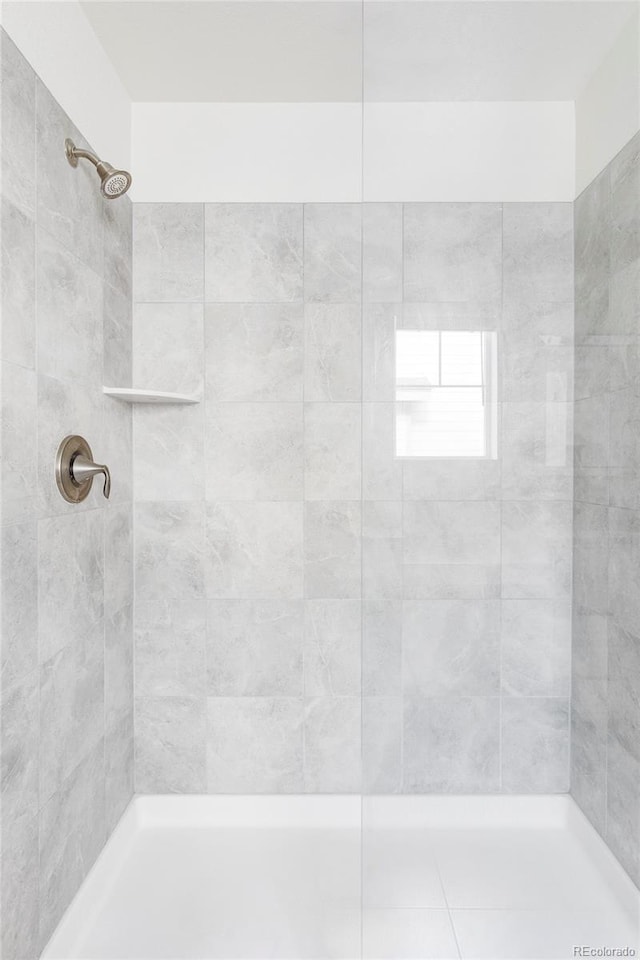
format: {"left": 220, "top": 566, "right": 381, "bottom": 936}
{"left": 42, "top": 796, "right": 639, "bottom": 960}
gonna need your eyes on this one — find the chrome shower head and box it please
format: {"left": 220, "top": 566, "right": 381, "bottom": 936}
{"left": 65, "top": 138, "right": 132, "bottom": 199}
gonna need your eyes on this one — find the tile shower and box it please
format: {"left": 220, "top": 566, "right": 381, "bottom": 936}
{"left": 1, "top": 12, "right": 639, "bottom": 960}
{"left": 131, "top": 199, "right": 575, "bottom": 798}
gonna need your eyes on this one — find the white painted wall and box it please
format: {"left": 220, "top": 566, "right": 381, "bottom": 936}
{"left": 131, "top": 102, "right": 362, "bottom": 202}
{"left": 575, "top": 8, "right": 640, "bottom": 194}
{"left": 364, "top": 102, "right": 575, "bottom": 201}
{"left": 1, "top": 1, "right": 131, "bottom": 168}
{"left": 132, "top": 101, "right": 575, "bottom": 202}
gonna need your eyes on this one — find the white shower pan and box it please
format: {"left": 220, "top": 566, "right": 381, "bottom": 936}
{"left": 42, "top": 795, "right": 640, "bottom": 960}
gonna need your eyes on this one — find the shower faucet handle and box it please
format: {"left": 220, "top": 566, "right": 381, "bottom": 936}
{"left": 71, "top": 455, "right": 111, "bottom": 499}
{"left": 55, "top": 435, "right": 112, "bottom": 503}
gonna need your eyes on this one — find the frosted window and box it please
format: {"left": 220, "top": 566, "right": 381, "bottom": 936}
{"left": 395, "top": 330, "right": 498, "bottom": 459}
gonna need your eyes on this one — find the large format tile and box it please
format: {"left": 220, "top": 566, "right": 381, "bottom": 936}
{"left": 133, "top": 303, "right": 204, "bottom": 396}
{"left": 501, "top": 401, "right": 572, "bottom": 501}
{"left": 1, "top": 31, "right": 36, "bottom": 218}
{"left": 304, "top": 599, "right": 361, "bottom": 697}
{"left": 610, "top": 130, "right": 640, "bottom": 275}
{"left": 304, "top": 204, "right": 361, "bottom": 302}
{"left": 501, "top": 697, "right": 570, "bottom": 793}
{"left": 206, "top": 501, "right": 303, "bottom": 599}
{"left": 1, "top": 198, "right": 36, "bottom": 368}
{"left": 501, "top": 599, "right": 571, "bottom": 698}
{"left": 136, "top": 599, "right": 206, "bottom": 698}
{"left": 304, "top": 403, "right": 361, "bottom": 500}
{"left": 363, "top": 698, "right": 402, "bottom": 794}
{"left": 136, "top": 697, "right": 206, "bottom": 793}
{"left": 135, "top": 502, "right": 205, "bottom": 602}
{"left": 205, "top": 203, "right": 303, "bottom": 301}
{"left": 501, "top": 502, "right": 571, "bottom": 599}
{"left": 363, "top": 203, "right": 403, "bottom": 303}
{"left": 208, "top": 600, "right": 303, "bottom": 696}
{"left": 1, "top": 361, "right": 37, "bottom": 524}
{"left": 304, "top": 303, "right": 362, "bottom": 401}
{"left": 105, "top": 604, "right": 133, "bottom": 732}
{"left": 207, "top": 697, "right": 303, "bottom": 793}
{"left": 363, "top": 909, "right": 459, "bottom": 959}
{"left": 1, "top": 521, "right": 38, "bottom": 690}
{"left": 134, "top": 404, "right": 204, "bottom": 501}
{"left": 206, "top": 402, "right": 302, "bottom": 501}
{"left": 404, "top": 501, "right": 500, "bottom": 566}
{"left": 303, "top": 696, "right": 361, "bottom": 793}
{"left": 404, "top": 697, "right": 500, "bottom": 792}
{"left": 404, "top": 203, "right": 501, "bottom": 302}
{"left": 133, "top": 203, "right": 203, "bottom": 302}
{"left": 304, "top": 501, "right": 361, "bottom": 599}
{"left": 1, "top": 669, "right": 39, "bottom": 825}
{"left": 205, "top": 303, "right": 303, "bottom": 402}
{"left": 503, "top": 203, "right": 573, "bottom": 303}
{"left": 403, "top": 600, "right": 500, "bottom": 697}
{"left": 1, "top": 812, "right": 39, "bottom": 960}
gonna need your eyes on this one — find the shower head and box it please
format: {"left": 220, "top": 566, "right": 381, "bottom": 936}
{"left": 65, "top": 138, "right": 132, "bottom": 199}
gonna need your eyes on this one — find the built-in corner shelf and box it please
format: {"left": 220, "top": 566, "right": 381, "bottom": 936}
{"left": 103, "top": 387, "right": 200, "bottom": 405}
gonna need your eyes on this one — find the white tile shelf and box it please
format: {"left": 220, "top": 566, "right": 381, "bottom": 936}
{"left": 103, "top": 387, "right": 200, "bottom": 405}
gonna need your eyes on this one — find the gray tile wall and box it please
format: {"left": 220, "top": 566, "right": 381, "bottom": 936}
{"left": 133, "top": 198, "right": 574, "bottom": 797}
{"left": 571, "top": 129, "right": 640, "bottom": 887}
{"left": 0, "top": 31, "right": 134, "bottom": 959}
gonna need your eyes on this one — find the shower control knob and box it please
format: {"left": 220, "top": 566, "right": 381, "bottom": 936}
{"left": 55, "top": 435, "right": 111, "bottom": 503}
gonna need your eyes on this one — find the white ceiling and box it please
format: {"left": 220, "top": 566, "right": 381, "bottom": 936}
{"left": 81, "top": 0, "right": 638, "bottom": 102}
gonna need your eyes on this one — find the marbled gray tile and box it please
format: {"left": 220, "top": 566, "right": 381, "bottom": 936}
{"left": 206, "top": 402, "right": 302, "bottom": 501}
{"left": 39, "top": 631, "right": 104, "bottom": 803}
{"left": 136, "top": 599, "right": 206, "bottom": 698}
{"left": 1, "top": 198, "right": 36, "bottom": 368}
{"left": 610, "top": 130, "right": 640, "bottom": 275}
{"left": 135, "top": 404, "right": 204, "bottom": 501}
{"left": 363, "top": 697, "right": 402, "bottom": 794}
{"left": 574, "top": 395, "right": 609, "bottom": 469}
{"left": 36, "top": 81, "right": 103, "bottom": 276}
{"left": 606, "top": 734, "right": 640, "bottom": 887}
{"left": 208, "top": 600, "right": 303, "bottom": 696}
{"left": 1, "top": 361, "right": 37, "bottom": 524}
{"left": 608, "top": 621, "right": 640, "bottom": 762}
{"left": 363, "top": 403, "right": 403, "bottom": 500}
{"left": 207, "top": 698, "right": 303, "bottom": 793}
{"left": 133, "top": 203, "right": 203, "bottom": 301}
{"left": 401, "top": 300, "right": 500, "bottom": 332}
{"left": 403, "top": 562, "right": 501, "bottom": 601}
{"left": 304, "top": 204, "right": 361, "bottom": 302}
{"left": 404, "top": 501, "right": 500, "bottom": 566}
{"left": 1, "top": 812, "right": 39, "bottom": 960}
{"left": 363, "top": 600, "right": 402, "bottom": 696}
{"left": 501, "top": 697, "right": 569, "bottom": 793}
{"left": 105, "top": 713, "right": 134, "bottom": 834}
{"left": 102, "top": 392, "right": 133, "bottom": 506}
{"left": 304, "top": 697, "right": 361, "bottom": 793}
{"left": 609, "top": 386, "right": 640, "bottom": 510}
{"left": 501, "top": 401, "right": 573, "bottom": 501}
{"left": 1, "top": 669, "right": 39, "bottom": 824}
{"left": 501, "top": 501, "right": 572, "bottom": 599}
{"left": 404, "top": 203, "right": 501, "bottom": 302}
{"left": 304, "top": 501, "right": 361, "bottom": 599}
{"left": 363, "top": 203, "right": 402, "bottom": 302}
{"left": 104, "top": 503, "right": 133, "bottom": 617}
{"left": 103, "top": 282, "right": 132, "bottom": 389}
{"left": 575, "top": 168, "right": 610, "bottom": 303}
{"left": 205, "top": 203, "right": 302, "bottom": 301}
{"left": 136, "top": 697, "right": 206, "bottom": 793}
{"left": 304, "top": 403, "right": 361, "bottom": 500}
{"left": 571, "top": 682, "right": 608, "bottom": 837}
{"left": 403, "top": 458, "right": 500, "bottom": 502}
{"left": 573, "top": 502, "right": 609, "bottom": 615}
{"left": 206, "top": 501, "right": 303, "bottom": 599}
{"left": 1, "top": 31, "right": 36, "bottom": 217}
{"left": 133, "top": 302, "right": 204, "bottom": 395}
{"left": 38, "top": 510, "right": 104, "bottom": 662}
{"left": 205, "top": 303, "right": 303, "bottom": 402}
{"left": 135, "top": 502, "right": 205, "bottom": 602}
{"left": 404, "top": 697, "right": 500, "bottom": 792}
{"left": 1, "top": 521, "right": 38, "bottom": 690}
{"left": 363, "top": 303, "right": 398, "bottom": 401}
{"left": 39, "top": 741, "right": 106, "bottom": 946}
{"left": 36, "top": 228, "right": 102, "bottom": 385}
{"left": 403, "top": 600, "right": 500, "bottom": 697}
{"left": 37, "top": 373, "right": 104, "bottom": 518}
{"left": 501, "top": 599, "right": 571, "bottom": 698}
{"left": 103, "top": 193, "right": 132, "bottom": 295}
{"left": 304, "top": 302, "right": 362, "bottom": 401}
{"left": 501, "top": 302, "right": 573, "bottom": 403}
{"left": 304, "top": 599, "right": 361, "bottom": 696}
{"left": 105, "top": 604, "right": 133, "bottom": 732}
{"left": 363, "top": 535, "right": 403, "bottom": 599}
{"left": 608, "top": 507, "right": 640, "bottom": 652}
{"left": 503, "top": 203, "right": 573, "bottom": 303}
